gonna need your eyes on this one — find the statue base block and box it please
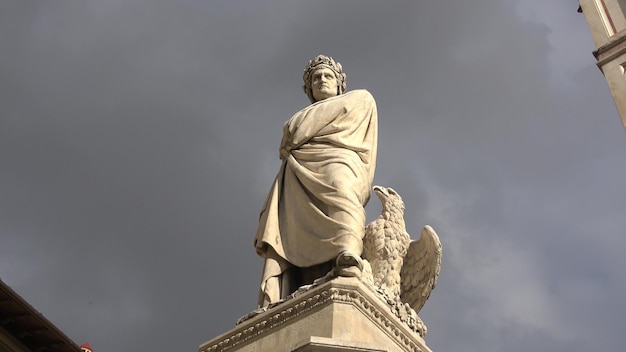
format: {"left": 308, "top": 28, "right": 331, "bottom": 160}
{"left": 199, "top": 277, "right": 433, "bottom": 352}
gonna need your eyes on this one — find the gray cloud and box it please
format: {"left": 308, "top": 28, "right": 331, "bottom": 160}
{"left": 1, "top": 1, "right": 625, "bottom": 351}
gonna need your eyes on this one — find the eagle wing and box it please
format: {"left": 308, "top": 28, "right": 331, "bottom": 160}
{"left": 399, "top": 225, "right": 442, "bottom": 314}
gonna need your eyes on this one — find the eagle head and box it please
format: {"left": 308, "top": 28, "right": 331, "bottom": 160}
{"left": 373, "top": 185, "right": 405, "bottom": 213}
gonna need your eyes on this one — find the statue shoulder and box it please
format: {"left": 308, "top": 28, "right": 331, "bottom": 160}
{"left": 344, "top": 89, "right": 375, "bottom": 106}
{"left": 347, "top": 89, "right": 374, "bottom": 100}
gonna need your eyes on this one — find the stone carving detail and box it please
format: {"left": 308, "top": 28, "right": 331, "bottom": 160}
{"left": 254, "top": 54, "right": 378, "bottom": 308}
{"left": 212, "top": 284, "right": 427, "bottom": 352}
{"left": 361, "top": 186, "right": 442, "bottom": 336}
{"left": 246, "top": 55, "right": 441, "bottom": 345}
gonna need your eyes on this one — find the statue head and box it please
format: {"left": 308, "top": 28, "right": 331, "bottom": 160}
{"left": 302, "top": 55, "right": 347, "bottom": 103}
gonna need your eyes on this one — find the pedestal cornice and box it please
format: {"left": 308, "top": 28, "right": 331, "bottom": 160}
{"left": 199, "top": 277, "right": 433, "bottom": 352}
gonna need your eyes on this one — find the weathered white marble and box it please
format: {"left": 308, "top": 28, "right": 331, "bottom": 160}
{"left": 362, "top": 186, "right": 441, "bottom": 325}
{"left": 255, "top": 55, "right": 378, "bottom": 307}
{"left": 199, "top": 277, "right": 433, "bottom": 352}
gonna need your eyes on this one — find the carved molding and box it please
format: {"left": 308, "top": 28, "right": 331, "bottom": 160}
{"left": 200, "top": 279, "right": 429, "bottom": 352}
{"left": 594, "top": 29, "right": 626, "bottom": 65}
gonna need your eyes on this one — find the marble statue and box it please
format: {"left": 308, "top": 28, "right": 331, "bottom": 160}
{"left": 244, "top": 56, "right": 442, "bottom": 340}
{"left": 254, "top": 55, "right": 378, "bottom": 308}
{"left": 361, "top": 186, "right": 442, "bottom": 336}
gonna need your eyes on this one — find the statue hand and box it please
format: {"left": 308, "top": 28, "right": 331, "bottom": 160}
{"left": 279, "top": 146, "right": 289, "bottom": 160}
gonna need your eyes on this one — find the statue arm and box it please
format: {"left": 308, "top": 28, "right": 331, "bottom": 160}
{"left": 279, "top": 104, "right": 334, "bottom": 158}
{"left": 279, "top": 91, "right": 372, "bottom": 158}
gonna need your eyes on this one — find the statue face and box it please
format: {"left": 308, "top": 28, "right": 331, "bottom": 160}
{"left": 310, "top": 67, "right": 339, "bottom": 101}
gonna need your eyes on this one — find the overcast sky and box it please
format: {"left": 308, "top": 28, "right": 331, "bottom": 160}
{"left": 1, "top": 1, "right": 625, "bottom": 351}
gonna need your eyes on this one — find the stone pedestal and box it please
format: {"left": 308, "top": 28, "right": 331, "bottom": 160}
{"left": 199, "top": 277, "right": 433, "bottom": 352}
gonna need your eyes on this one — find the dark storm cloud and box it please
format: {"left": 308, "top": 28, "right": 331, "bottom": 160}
{"left": 1, "top": 1, "right": 625, "bottom": 352}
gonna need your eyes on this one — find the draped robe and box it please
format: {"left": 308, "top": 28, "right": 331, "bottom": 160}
{"left": 254, "top": 89, "right": 378, "bottom": 306}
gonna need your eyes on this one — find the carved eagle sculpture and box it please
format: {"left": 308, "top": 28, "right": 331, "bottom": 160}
{"left": 362, "top": 186, "right": 442, "bottom": 332}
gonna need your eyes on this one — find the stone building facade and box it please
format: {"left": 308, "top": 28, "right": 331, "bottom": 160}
{"left": 580, "top": 0, "right": 626, "bottom": 130}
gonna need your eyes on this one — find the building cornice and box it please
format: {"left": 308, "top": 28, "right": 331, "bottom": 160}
{"left": 0, "top": 279, "right": 81, "bottom": 352}
{"left": 594, "top": 29, "right": 626, "bottom": 65}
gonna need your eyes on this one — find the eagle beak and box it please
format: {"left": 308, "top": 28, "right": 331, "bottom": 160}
{"left": 373, "top": 185, "right": 388, "bottom": 197}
